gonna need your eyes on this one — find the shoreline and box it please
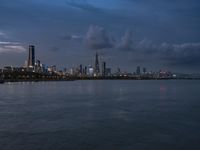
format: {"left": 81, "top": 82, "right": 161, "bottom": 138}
{"left": 1, "top": 77, "right": 200, "bottom": 83}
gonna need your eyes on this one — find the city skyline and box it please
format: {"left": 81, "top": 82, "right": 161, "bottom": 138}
{"left": 0, "top": 0, "right": 200, "bottom": 73}
{"left": 1, "top": 1, "right": 200, "bottom": 150}
{"left": 1, "top": 44, "right": 184, "bottom": 81}
{"left": 0, "top": 43, "right": 199, "bottom": 75}
{"left": 0, "top": 44, "right": 175, "bottom": 75}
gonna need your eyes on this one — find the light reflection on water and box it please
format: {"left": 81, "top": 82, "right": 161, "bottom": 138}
{"left": 0, "top": 80, "right": 200, "bottom": 150}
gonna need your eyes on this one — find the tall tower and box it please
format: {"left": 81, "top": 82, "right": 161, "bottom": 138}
{"left": 136, "top": 66, "right": 141, "bottom": 75}
{"left": 95, "top": 52, "right": 100, "bottom": 75}
{"left": 79, "top": 64, "right": 83, "bottom": 74}
{"left": 102, "top": 61, "right": 106, "bottom": 76}
{"left": 28, "top": 45, "right": 35, "bottom": 67}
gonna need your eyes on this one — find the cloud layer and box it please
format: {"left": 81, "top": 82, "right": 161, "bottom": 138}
{"left": 85, "top": 25, "right": 115, "bottom": 49}
{"left": 0, "top": 40, "right": 25, "bottom": 53}
{"left": 0, "top": 0, "right": 200, "bottom": 71}
{"left": 117, "top": 30, "right": 134, "bottom": 51}
{"left": 83, "top": 25, "right": 200, "bottom": 66}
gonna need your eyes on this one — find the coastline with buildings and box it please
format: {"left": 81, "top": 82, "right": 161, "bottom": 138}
{"left": 1, "top": 45, "right": 200, "bottom": 83}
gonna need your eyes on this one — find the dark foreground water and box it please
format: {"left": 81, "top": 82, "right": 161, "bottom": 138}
{"left": 0, "top": 80, "right": 200, "bottom": 150}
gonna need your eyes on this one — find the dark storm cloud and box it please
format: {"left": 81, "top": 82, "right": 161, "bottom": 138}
{"left": 125, "top": 40, "right": 200, "bottom": 66}
{"left": 117, "top": 30, "right": 134, "bottom": 51}
{"left": 159, "top": 42, "right": 200, "bottom": 65}
{"left": 65, "top": 0, "right": 103, "bottom": 13}
{"left": 0, "top": 0, "right": 200, "bottom": 71}
{"left": 82, "top": 24, "right": 200, "bottom": 66}
{"left": 49, "top": 46, "right": 60, "bottom": 52}
{"left": 85, "top": 25, "right": 115, "bottom": 50}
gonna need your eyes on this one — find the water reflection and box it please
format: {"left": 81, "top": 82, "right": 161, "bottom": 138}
{"left": 0, "top": 80, "right": 200, "bottom": 150}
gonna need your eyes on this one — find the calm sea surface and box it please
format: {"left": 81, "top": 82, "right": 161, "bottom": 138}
{"left": 0, "top": 80, "right": 200, "bottom": 150}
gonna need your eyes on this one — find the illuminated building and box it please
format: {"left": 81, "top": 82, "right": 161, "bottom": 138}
{"left": 48, "top": 65, "right": 57, "bottom": 73}
{"left": 89, "top": 66, "right": 94, "bottom": 76}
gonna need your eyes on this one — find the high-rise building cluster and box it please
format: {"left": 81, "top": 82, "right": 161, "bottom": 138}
{"left": 63, "top": 52, "right": 112, "bottom": 77}
{"left": 0, "top": 45, "right": 180, "bottom": 79}
{"left": 22, "top": 45, "right": 113, "bottom": 77}
{"left": 24, "top": 45, "right": 47, "bottom": 73}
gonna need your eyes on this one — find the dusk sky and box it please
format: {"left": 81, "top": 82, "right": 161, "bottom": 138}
{"left": 0, "top": 0, "right": 200, "bottom": 72}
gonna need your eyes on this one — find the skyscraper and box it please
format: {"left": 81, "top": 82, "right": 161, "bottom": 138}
{"left": 102, "top": 61, "right": 106, "bottom": 76}
{"left": 136, "top": 66, "right": 141, "bottom": 75}
{"left": 84, "top": 66, "right": 87, "bottom": 75}
{"left": 35, "top": 59, "right": 41, "bottom": 72}
{"left": 35, "top": 59, "right": 41, "bottom": 67}
{"left": 95, "top": 52, "right": 100, "bottom": 75}
{"left": 89, "top": 65, "right": 94, "bottom": 76}
{"left": 106, "top": 68, "right": 111, "bottom": 76}
{"left": 79, "top": 64, "right": 83, "bottom": 75}
{"left": 28, "top": 45, "right": 35, "bottom": 67}
{"left": 143, "top": 67, "right": 147, "bottom": 74}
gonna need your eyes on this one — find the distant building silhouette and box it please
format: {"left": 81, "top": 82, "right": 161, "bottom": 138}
{"left": 79, "top": 64, "right": 83, "bottom": 75}
{"left": 102, "top": 61, "right": 106, "bottom": 76}
{"left": 136, "top": 66, "right": 141, "bottom": 75}
{"left": 143, "top": 67, "right": 147, "bottom": 74}
{"left": 84, "top": 66, "right": 87, "bottom": 75}
{"left": 106, "top": 68, "right": 111, "bottom": 76}
{"left": 35, "top": 60, "right": 41, "bottom": 67}
{"left": 94, "top": 52, "right": 100, "bottom": 75}
{"left": 89, "top": 66, "right": 94, "bottom": 76}
{"left": 28, "top": 45, "right": 35, "bottom": 67}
